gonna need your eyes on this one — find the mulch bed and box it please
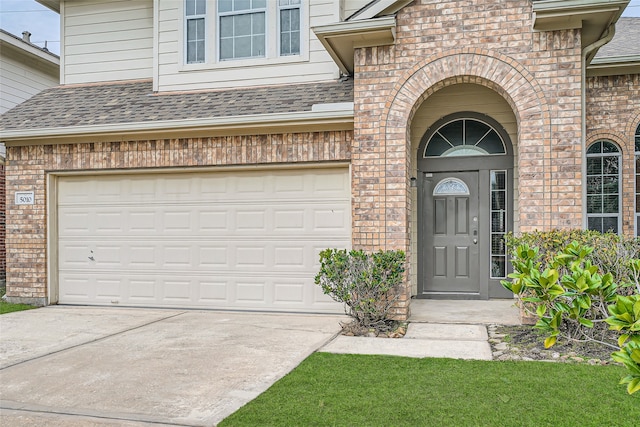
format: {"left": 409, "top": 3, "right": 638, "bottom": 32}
{"left": 489, "top": 324, "right": 616, "bottom": 364}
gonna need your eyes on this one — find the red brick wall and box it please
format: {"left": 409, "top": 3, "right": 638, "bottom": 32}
{"left": 352, "top": 0, "right": 584, "bottom": 317}
{"left": 5, "top": 132, "right": 352, "bottom": 304}
{"left": 586, "top": 74, "right": 640, "bottom": 236}
{"left": 0, "top": 161, "right": 5, "bottom": 282}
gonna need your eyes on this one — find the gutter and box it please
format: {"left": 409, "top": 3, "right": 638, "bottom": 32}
{"left": 0, "top": 106, "right": 355, "bottom": 143}
{"left": 587, "top": 54, "right": 640, "bottom": 76}
{"left": 581, "top": 24, "right": 616, "bottom": 229}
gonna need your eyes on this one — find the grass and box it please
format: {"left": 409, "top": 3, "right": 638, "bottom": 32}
{"left": 220, "top": 353, "right": 640, "bottom": 427}
{"left": 0, "top": 285, "right": 37, "bottom": 314}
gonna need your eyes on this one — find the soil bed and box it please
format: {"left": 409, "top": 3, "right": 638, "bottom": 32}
{"left": 490, "top": 324, "right": 615, "bottom": 364}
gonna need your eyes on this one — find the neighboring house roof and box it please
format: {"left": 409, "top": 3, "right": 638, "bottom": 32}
{"left": 0, "top": 79, "right": 354, "bottom": 141}
{"left": 0, "top": 29, "right": 60, "bottom": 156}
{"left": 0, "top": 29, "right": 59, "bottom": 65}
{"left": 589, "top": 17, "right": 640, "bottom": 76}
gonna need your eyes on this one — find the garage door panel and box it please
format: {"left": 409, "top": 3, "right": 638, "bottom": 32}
{"left": 129, "top": 211, "right": 157, "bottom": 232}
{"left": 94, "top": 279, "right": 122, "bottom": 300}
{"left": 235, "top": 246, "right": 266, "bottom": 267}
{"left": 58, "top": 168, "right": 350, "bottom": 313}
{"left": 274, "top": 281, "right": 305, "bottom": 303}
{"left": 198, "top": 210, "right": 228, "bottom": 231}
{"left": 128, "top": 279, "right": 157, "bottom": 302}
{"left": 314, "top": 208, "right": 349, "bottom": 230}
{"left": 236, "top": 281, "right": 266, "bottom": 303}
{"left": 59, "top": 244, "right": 92, "bottom": 267}
{"left": 163, "top": 279, "right": 193, "bottom": 302}
{"left": 198, "top": 246, "right": 229, "bottom": 268}
{"left": 235, "top": 175, "right": 267, "bottom": 194}
{"left": 198, "top": 281, "right": 228, "bottom": 303}
{"left": 235, "top": 210, "right": 267, "bottom": 231}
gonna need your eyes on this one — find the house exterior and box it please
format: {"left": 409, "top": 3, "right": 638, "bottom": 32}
{"left": 0, "top": 0, "right": 638, "bottom": 319}
{"left": 0, "top": 28, "right": 60, "bottom": 285}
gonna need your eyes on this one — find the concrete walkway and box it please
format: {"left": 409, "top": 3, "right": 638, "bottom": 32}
{"left": 0, "top": 307, "right": 345, "bottom": 427}
{"left": 320, "top": 323, "right": 493, "bottom": 360}
{"left": 319, "top": 299, "right": 520, "bottom": 360}
{"left": 0, "top": 300, "right": 521, "bottom": 426}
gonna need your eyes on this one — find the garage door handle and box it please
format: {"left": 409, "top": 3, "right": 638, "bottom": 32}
{"left": 88, "top": 256, "right": 95, "bottom": 261}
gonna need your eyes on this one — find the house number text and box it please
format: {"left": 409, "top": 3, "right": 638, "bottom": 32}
{"left": 15, "top": 191, "right": 35, "bottom": 205}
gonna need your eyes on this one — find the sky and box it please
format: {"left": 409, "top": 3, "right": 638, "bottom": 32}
{"left": 0, "top": 0, "right": 639, "bottom": 57}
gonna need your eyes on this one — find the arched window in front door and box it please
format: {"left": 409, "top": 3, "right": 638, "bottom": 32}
{"left": 424, "top": 117, "right": 507, "bottom": 157}
{"left": 587, "top": 140, "right": 621, "bottom": 234}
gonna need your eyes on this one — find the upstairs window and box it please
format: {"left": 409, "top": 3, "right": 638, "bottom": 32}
{"left": 219, "top": 0, "right": 267, "bottom": 61}
{"left": 184, "top": 0, "right": 304, "bottom": 66}
{"left": 186, "top": 0, "right": 206, "bottom": 63}
{"left": 586, "top": 140, "right": 621, "bottom": 234}
{"left": 279, "top": 0, "right": 301, "bottom": 56}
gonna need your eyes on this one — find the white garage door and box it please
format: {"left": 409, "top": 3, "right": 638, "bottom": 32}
{"left": 56, "top": 168, "right": 350, "bottom": 313}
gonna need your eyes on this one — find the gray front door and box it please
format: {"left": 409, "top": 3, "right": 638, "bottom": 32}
{"left": 423, "top": 172, "right": 480, "bottom": 296}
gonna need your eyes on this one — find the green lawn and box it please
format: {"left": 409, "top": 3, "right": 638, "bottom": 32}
{"left": 220, "top": 353, "right": 640, "bottom": 427}
{"left": 0, "top": 286, "right": 37, "bottom": 314}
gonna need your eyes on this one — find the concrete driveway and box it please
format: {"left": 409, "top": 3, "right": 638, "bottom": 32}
{"left": 0, "top": 307, "right": 344, "bottom": 426}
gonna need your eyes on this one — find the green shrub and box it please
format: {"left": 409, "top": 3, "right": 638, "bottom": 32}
{"left": 314, "top": 249, "right": 405, "bottom": 332}
{"left": 504, "top": 230, "right": 639, "bottom": 295}
{"left": 502, "top": 241, "right": 618, "bottom": 348}
{"left": 502, "top": 232, "right": 640, "bottom": 394}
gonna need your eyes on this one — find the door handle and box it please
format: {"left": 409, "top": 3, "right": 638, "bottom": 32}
{"left": 473, "top": 238, "right": 478, "bottom": 244}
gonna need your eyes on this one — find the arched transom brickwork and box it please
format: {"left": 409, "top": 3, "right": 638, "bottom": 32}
{"left": 382, "top": 49, "right": 552, "bottom": 238}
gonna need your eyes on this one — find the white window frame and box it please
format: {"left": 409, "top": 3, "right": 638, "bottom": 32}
{"left": 217, "top": 0, "right": 268, "bottom": 61}
{"left": 489, "top": 170, "right": 508, "bottom": 279}
{"left": 179, "top": 0, "right": 308, "bottom": 71}
{"left": 278, "top": 0, "right": 302, "bottom": 57}
{"left": 185, "top": 0, "right": 207, "bottom": 64}
{"left": 586, "top": 140, "right": 622, "bottom": 234}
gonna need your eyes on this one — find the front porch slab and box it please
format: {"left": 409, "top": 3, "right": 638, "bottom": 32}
{"left": 409, "top": 299, "right": 520, "bottom": 325}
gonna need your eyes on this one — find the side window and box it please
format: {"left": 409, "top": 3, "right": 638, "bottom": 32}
{"left": 586, "top": 140, "right": 621, "bottom": 234}
{"left": 278, "top": 0, "right": 301, "bottom": 56}
{"left": 635, "top": 124, "right": 640, "bottom": 236}
{"left": 185, "top": 0, "right": 206, "bottom": 64}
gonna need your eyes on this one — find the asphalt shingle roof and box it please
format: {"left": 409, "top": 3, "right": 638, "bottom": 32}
{"left": 0, "top": 79, "right": 354, "bottom": 132}
{"left": 595, "top": 17, "right": 640, "bottom": 59}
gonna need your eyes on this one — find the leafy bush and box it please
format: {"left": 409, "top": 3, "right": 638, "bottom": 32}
{"left": 607, "top": 294, "right": 640, "bottom": 394}
{"left": 502, "top": 232, "right": 640, "bottom": 394}
{"left": 502, "top": 241, "right": 618, "bottom": 348}
{"left": 504, "top": 230, "right": 639, "bottom": 295}
{"left": 314, "top": 249, "right": 405, "bottom": 333}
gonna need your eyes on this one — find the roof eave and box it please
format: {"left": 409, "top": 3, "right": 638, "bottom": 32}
{"left": 587, "top": 55, "right": 640, "bottom": 76}
{"left": 0, "top": 107, "right": 355, "bottom": 144}
{"left": 0, "top": 32, "right": 60, "bottom": 68}
{"left": 313, "top": 16, "right": 396, "bottom": 75}
{"left": 35, "top": 0, "right": 60, "bottom": 13}
{"left": 348, "top": 0, "right": 413, "bottom": 21}
{"left": 532, "top": 0, "right": 629, "bottom": 48}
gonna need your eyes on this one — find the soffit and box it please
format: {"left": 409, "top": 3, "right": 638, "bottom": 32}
{"left": 532, "top": 0, "right": 630, "bottom": 48}
{"left": 313, "top": 16, "right": 396, "bottom": 75}
{"left": 35, "top": 0, "right": 60, "bottom": 13}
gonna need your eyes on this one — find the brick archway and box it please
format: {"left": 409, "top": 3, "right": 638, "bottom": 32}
{"left": 381, "top": 49, "right": 552, "bottom": 240}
